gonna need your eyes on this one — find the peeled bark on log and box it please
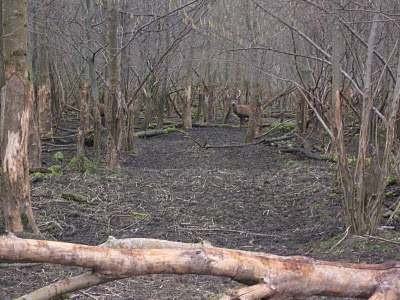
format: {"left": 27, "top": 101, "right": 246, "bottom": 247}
{"left": 1, "top": 234, "right": 400, "bottom": 300}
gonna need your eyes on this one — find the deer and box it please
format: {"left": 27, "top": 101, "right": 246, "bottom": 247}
{"left": 231, "top": 101, "right": 253, "bottom": 127}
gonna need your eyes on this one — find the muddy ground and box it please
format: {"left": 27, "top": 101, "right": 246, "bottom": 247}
{"left": 1, "top": 120, "right": 400, "bottom": 299}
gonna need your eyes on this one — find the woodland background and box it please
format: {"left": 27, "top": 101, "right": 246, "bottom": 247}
{"left": 1, "top": 0, "right": 400, "bottom": 299}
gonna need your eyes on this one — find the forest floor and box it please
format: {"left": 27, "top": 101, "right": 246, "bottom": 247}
{"left": 1, "top": 116, "right": 400, "bottom": 300}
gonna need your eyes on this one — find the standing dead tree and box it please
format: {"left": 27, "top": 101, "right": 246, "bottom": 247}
{"left": 1, "top": 234, "right": 400, "bottom": 300}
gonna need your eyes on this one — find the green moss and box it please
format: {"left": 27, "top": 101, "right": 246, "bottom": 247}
{"left": 325, "top": 154, "right": 338, "bottom": 163}
{"left": 129, "top": 211, "right": 147, "bottom": 218}
{"left": 52, "top": 151, "right": 64, "bottom": 162}
{"left": 387, "top": 175, "right": 397, "bottom": 186}
{"left": 326, "top": 154, "right": 357, "bottom": 165}
{"left": 385, "top": 191, "right": 397, "bottom": 197}
{"left": 84, "top": 131, "right": 95, "bottom": 147}
{"left": 30, "top": 165, "right": 62, "bottom": 180}
{"left": 347, "top": 156, "right": 356, "bottom": 165}
{"left": 48, "top": 165, "right": 62, "bottom": 174}
{"left": 67, "top": 156, "right": 96, "bottom": 173}
{"left": 284, "top": 159, "right": 300, "bottom": 169}
{"left": 269, "top": 122, "right": 296, "bottom": 134}
{"left": 30, "top": 172, "right": 47, "bottom": 179}
{"left": 163, "top": 126, "right": 186, "bottom": 134}
{"left": 61, "top": 193, "right": 88, "bottom": 203}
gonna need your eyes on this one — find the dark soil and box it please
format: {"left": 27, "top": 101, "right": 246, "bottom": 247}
{"left": 1, "top": 123, "right": 400, "bottom": 299}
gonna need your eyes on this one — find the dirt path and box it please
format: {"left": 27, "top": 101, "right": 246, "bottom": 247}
{"left": 1, "top": 126, "right": 398, "bottom": 299}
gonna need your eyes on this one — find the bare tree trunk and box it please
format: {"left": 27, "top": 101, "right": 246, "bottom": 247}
{"left": 1, "top": 0, "right": 39, "bottom": 234}
{"left": 75, "top": 7, "right": 93, "bottom": 172}
{"left": 76, "top": 81, "right": 90, "bottom": 172}
{"left": 204, "top": 85, "right": 215, "bottom": 123}
{"left": 27, "top": 0, "right": 41, "bottom": 168}
{"left": 330, "top": 2, "right": 342, "bottom": 152}
{"left": 140, "top": 84, "right": 155, "bottom": 131}
{"left": 125, "top": 104, "right": 136, "bottom": 151}
{"left": 38, "top": 9, "right": 52, "bottom": 138}
{"left": 156, "top": 0, "right": 170, "bottom": 130}
{"left": 84, "top": 0, "right": 102, "bottom": 164}
{"left": 105, "top": 0, "right": 123, "bottom": 169}
{"left": 296, "top": 92, "right": 307, "bottom": 134}
{"left": 182, "top": 29, "right": 194, "bottom": 130}
{"left": 183, "top": 79, "right": 192, "bottom": 129}
{"left": 0, "top": 0, "right": 4, "bottom": 147}
{"left": 245, "top": 5, "right": 262, "bottom": 143}
{"left": 196, "top": 93, "right": 204, "bottom": 122}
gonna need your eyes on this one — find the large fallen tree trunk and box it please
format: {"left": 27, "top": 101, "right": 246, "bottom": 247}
{"left": 1, "top": 233, "right": 400, "bottom": 300}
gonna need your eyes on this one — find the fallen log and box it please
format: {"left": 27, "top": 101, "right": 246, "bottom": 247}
{"left": 280, "top": 147, "right": 330, "bottom": 160}
{"left": 1, "top": 233, "right": 400, "bottom": 300}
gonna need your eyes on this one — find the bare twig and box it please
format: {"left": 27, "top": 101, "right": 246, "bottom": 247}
{"left": 330, "top": 227, "right": 350, "bottom": 252}
{"left": 365, "top": 235, "right": 400, "bottom": 245}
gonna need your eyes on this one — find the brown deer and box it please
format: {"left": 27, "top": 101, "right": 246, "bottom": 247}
{"left": 232, "top": 101, "right": 253, "bottom": 127}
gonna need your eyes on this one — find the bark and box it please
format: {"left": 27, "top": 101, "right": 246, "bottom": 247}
{"left": 0, "top": 0, "right": 4, "bottom": 147}
{"left": 2, "top": 234, "right": 400, "bottom": 300}
{"left": 1, "top": 0, "right": 39, "bottom": 234}
{"left": 204, "top": 38, "right": 216, "bottom": 123}
{"left": 125, "top": 104, "right": 136, "bottom": 151}
{"left": 182, "top": 28, "right": 194, "bottom": 129}
{"left": 183, "top": 79, "right": 192, "bottom": 129}
{"left": 204, "top": 85, "right": 215, "bottom": 123}
{"left": 296, "top": 92, "right": 307, "bottom": 134}
{"left": 84, "top": 0, "right": 102, "bottom": 164}
{"left": 140, "top": 85, "right": 155, "bottom": 131}
{"left": 156, "top": 0, "right": 170, "bottom": 130}
{"left": 76, "top": 82, "right": 90, "bottom": 172}
{"left": 245, "top": 10, "right": 262, "bottom": 143}
{"left": 37, "top": 8, "right": 52, "bottom": 138}
{"left": 0, "top": 86, "right": 5, "bottom": 148}
{"left": 105, "top": 0, "right": 123, "bottom": 169}
{"left": 27, "top": 0, "right": 42, "bottom": 168}
{"left": 330, "top": 4, "right": 342, "bottom": 151}
{"left": 245, "top": 97, "right": 262, "bottom": 143}
{"left": 27, "top": 106, "right": 42, "bottom": 168}
{"left": 196, "top": 93, "right": 204, "bottom": 122}
{"left": 76, "top": 5, "right": 92, "bottom": 171}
